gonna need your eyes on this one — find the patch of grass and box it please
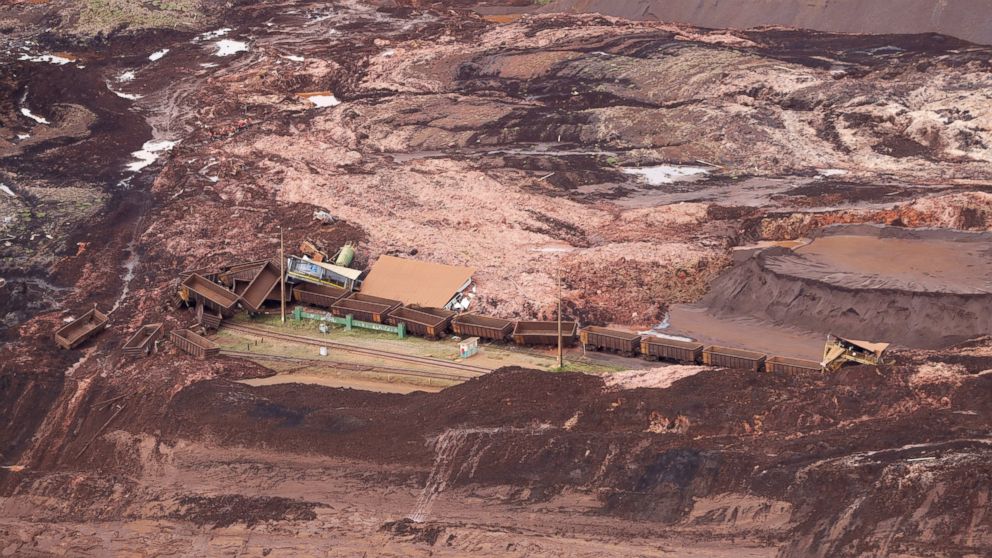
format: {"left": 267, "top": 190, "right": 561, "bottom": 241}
{"left": 75, "top": 0, "right": 203, "bottom": 35}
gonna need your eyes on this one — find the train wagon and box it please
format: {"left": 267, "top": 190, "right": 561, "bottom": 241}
{"left": 293, "top": 283, "right": 348, "bottom": 309}
{"left": 265, "top": 282, "right": 289, "bottom": 303}
{"left": 512, "top": 320, "right": 578, "bottom": 347}
{"left": 703, "top": 345, "right": 766, "bottom": 372}
{"left": 451, "top": 313, "right": 514, "bottom": 341}
{"left": 170, "top": 328, "right": 219, "bottom": 360}
{"left": 330, "top": 292, "right": 402, "bottom": 323}
{"left": 55, "top": 308, "right": 109, "bottom": 349}
{"left": 387, "top": 307, "right": 456, "bottom": 339}
{"left": 196, "top": 303, "right": 223, "bottom": 330}
{"left": 240, "top": 262, "right": 281, "bottom": 312}
{"left": 580, "top": 326, "right": 641, "bottom": 356}
{"left": 122, "top": 323, "right": 163, "bottom": 357}
{"left": 181, "top": 273, "right": 240, "bottom": 315}
{"left": 766, "top": 355, "right": 823, "bottom": 374}
{"left": 641, "top": 337, "right": 704, "bottom": 364}
{"left": 218, "top": 259, "right": 268, "bottom": 287}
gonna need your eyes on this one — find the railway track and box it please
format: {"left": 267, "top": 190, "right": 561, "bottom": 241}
{"left": 220, "top": 350, "right": 474, "bottom": 382}
{"left": 221, "top": 323, "right": 492, "bottom": 375}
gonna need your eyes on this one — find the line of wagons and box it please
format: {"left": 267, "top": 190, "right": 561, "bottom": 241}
{"left": 168, "top": 260, "right": 826, "bottom": 373}
{"left": 199, "top": 266, "right": 820, "bottom": 373}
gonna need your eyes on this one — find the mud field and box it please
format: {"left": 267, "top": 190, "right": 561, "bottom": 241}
{"left": 2, "top": 0, "right": 992, "bottom": 556}
{"left": 691, "top": 224, "right": 992, "bottom": 350}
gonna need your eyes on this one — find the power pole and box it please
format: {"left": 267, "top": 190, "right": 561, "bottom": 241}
{"left": 556, "top": 261, "right": 563, "bottom": 370}
{"left": 279, "top": 226, "right": 286, "bottom": 324}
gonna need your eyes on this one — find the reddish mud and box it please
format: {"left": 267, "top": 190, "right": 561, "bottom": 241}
{"left": 697, "top": 225, "right": 992, "bottom": 349}
{"left": 1, "top": 1, "right": 992, "bottom": 556}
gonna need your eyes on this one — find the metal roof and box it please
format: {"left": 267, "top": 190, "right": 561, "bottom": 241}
{"left": 310, "top": 259, "right": 364, "bottom": 280}
{"left": 359, "top": 255, "right": 474, "bottom": 308}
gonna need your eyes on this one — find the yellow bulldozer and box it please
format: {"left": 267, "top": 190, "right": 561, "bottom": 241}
{"left": 821, "top": 334, "right": 890, "bottom": 372}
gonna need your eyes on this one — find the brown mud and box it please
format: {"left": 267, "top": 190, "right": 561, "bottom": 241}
{"left": 699, "top": 224, "right": 992, "bottom": 349}
{"left": 1, "top": 1, "right": 992, "bottom": 555}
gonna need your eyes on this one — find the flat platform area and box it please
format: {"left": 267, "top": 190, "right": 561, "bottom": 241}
{"left": 667, "top": 304, "right": 826, "bottom": 361}
{"left": 768, "top": 230, "right": 992, "bottom": 295}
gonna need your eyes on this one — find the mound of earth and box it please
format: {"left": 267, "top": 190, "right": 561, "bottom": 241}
{"left": 541, "top": 0, "right": 992, "bottom": 46}
{"left": 702, "top": 224, "right": 992, "bottom": 348}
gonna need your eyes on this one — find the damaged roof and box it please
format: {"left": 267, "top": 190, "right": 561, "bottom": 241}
{"left": 359, "top": 255, "right": 474, "bottom": 308}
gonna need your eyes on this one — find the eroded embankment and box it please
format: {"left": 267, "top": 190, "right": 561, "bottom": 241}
{"left": 704, "top": 225, "right": 992, "bottom": 348}
{"left": 5, "top": 365, "right": 988, "bottom": 557}
{"left": 541, "top": 0, "right": 992, "bottom": 45}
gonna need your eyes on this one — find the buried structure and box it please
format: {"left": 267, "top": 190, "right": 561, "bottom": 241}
{"left": 702, "top": 224, "right": 992, "bottom": 349}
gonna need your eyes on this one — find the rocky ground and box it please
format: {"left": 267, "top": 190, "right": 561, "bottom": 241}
{"left": 1, "top": 0, "right": 992, "bottom": 556}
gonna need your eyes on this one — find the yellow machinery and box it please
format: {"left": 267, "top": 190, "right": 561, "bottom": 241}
{"left": 821, "top": 334, "right": 890, "bottom": 372}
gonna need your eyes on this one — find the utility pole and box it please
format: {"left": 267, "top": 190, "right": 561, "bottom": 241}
{"left": 279, "top": 226, "right": 286, "bottom": 324}
{"left": 556, "top": 260, "right": 563, "bottom": 370}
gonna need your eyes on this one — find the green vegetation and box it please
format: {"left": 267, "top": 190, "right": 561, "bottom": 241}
{"left": 76, "top": 0, "right": 203, "bottom": 35}
{"left": 534, "top": 0, "right": 554, "bottom": 5}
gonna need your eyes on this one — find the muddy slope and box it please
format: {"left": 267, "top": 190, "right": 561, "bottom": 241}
{"left": 4, "top": 366, "right": 992, "bottom": 556}
{"left": 542, "top": 0, "right": 992, "bottom": 45}
{"left": 702, "top": 225, "right": 992, "bottom": 348}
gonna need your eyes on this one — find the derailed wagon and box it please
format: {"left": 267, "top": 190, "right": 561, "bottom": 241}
{"left": 181, "top": 273, "right": 240, "bottom": 315}
{"left": 293, "top": 283, "right": 348, "bottom": 309}
{"left": 512, "top": 320, "right": 578, "bottom": 347}
{"left": 579, "top": 326, "right": 641, "bottom": 356}
{"left": 330, "top": 292, "right": 402, "bottom": 323}
{"left": 451, "top": 313, "right": 514, "bottom": 341}
{"left": 640, "top": 337, "right": 704, "bottom": 364}
{"left": 240, "top": 262, "right": 281, "bottom": 312}
{"left": 387, "top": 306, "right": 455, "bottom": 339}
{"left": 703, "top": 345, "right": 766, "bottom": 372}
{"left": 766, "top": 355, "right": 822, "bottom": 374}
{"left": 122, "top": 323, "right": 163, "bottom": 357}
{"left": 170, "top": 328, "right": 219, "bottom": 360}
{"left": 55, "top": 308, "right": 109, "bottom": 349}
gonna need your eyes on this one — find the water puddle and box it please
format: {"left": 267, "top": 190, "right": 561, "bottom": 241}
{"left": 213, "top": 40, "right": 249, "bottom": 56}
{"left": 126, "top": 139, "right": 177, "bottom": 172}
{"left": 195, "top": 28, "right": 232, "bottom": 41}
{"left": 20, "top": 107, "right": 49, "bottom": 125}
{"left": 817, "top": 168, "right": 848, "bottom": 177}
{"left": 18, "top": 53, "right": 72, "bottom": 65}
{"left": 106, "top": 81, "right": 142, "bottom": 100}
{"left": 622, "top": 164, "right": 710, "bottom": 185}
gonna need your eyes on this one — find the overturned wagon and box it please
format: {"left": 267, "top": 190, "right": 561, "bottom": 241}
{"left": 388, "top": 307, "right": 456, "bottom": 339}
{"left": 170, "top": 328, "right": 219, "bottom": 360}
{"left": 512, "top": 320, "right": 578, "bottom": 347}
{"left": 641, "top": 337, "right": 704, "bottom": 364}
{"left": 218, "top": 259, "right": 268, "bottom": 287}
{"left": 122, "top": 323, "right": 163, "bottom": 357}
{"left": 330, "top": 292, "right": 402, "bottom": 324}
{"left": 240, "top": 262, "right": 281, "bottom": 312}
{"left": 293, "top": 283, "right": 348, "bottom": 309}
{"left": 766, "top": 355, "right": 822, "bottom": 374}
{"left": 580, "top": 326, "right": 641, "bottom": 356}
{"left": 703, "top": 345, "right": 766, "bottom": 372}
{"left": 181, "top": 273, "right": 240, "bottom": 315}
{"left": 55, "top": 308, "right": 109, "bottom": 349}
{"left": 451, "top": 314, "right": 513, "bottom": 341}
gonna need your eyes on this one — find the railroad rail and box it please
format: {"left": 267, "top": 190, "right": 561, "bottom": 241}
{"left": 221, "top": 323, "right": 492, "bottom": 375}
{"left": 220, "top": 350, "right": 475, "bottom": 382}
